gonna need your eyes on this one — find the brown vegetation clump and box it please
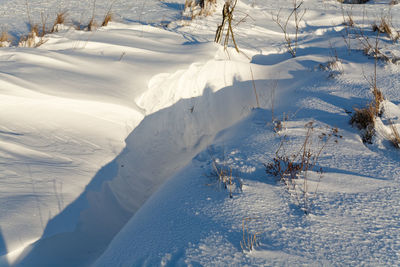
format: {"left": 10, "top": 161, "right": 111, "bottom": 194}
{"left": 87, "top": 18, "right": 97, "bottom": 31}
{"left": 372, "top": 17, "right": 399, "bottom": 42}
{"left": 350, "top": 105, "right": 376, "bottom": 144}
{"left": 184, "top": 0, "right": 217, "bottom": 18}
{"left": 51, "top": 12, "right": 67, "bottom": 32}
{"left": 19, "top": 25, "right": 38, "bottom": 47}
{"left": 102, "top": 11, "right": 113, "bottom": 27}
{"left": 265, "top": 122, "right": 341, "bottom": 214}
{"left": 388, "top": 120, "right": 400, "bottom": 148}
{"left": 0, "top": 31, "right": 12, "bottom": 47}
{"left": 215, "top": 0, "right": 240, "bottom": 53}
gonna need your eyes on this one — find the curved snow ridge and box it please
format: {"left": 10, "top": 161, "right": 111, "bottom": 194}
{"left": 0, "top": 21, "right": 217, "bottom": 264}
{"left": 94, "top": 51, "right": 329, "bottom": 266}
{"left": 105, "top": 45, "right": 303, "bottom": 215}
{"left": 102, "top": 58, "right": 275, "bottom": 214}
{"left": 40, "top": 46, "right": 286, "bottom": 266}
{"left": 138, "top": 56, "right": 256, "bottom": 114}
{"left": 6, "top": 23, "right": 276, "bottom": 266}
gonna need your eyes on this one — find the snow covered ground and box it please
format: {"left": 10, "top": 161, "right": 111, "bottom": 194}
{"left": 0, "top": 0, "right": 400, "bottom": 266}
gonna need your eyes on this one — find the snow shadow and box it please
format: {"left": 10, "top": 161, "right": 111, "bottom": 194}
{"left": 0, "top": 227, "right": 9, "bottom": 267}
{"left": 159, "top": 2, "right": 185, "bottom": 11}
{"left": 251, "top": 53, "right": 292, "bottom": 66}
{"left": 15, "top": 56, "right": 366, "bottom": 266}
{"left": 14, "top": 77, "right": 269, "bottom": 266}
{"left": 0, "top": 227, "right": 6, "bottom": 256}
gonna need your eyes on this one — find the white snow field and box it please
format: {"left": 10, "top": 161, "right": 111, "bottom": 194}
{"left": 0, "top": 0, "right": 400, "bottom": 266}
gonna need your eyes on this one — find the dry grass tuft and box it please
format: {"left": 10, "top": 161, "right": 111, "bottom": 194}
{"left": 30, "top": 24, "right": 39, "bottom": 37}
{"left": 350, "top": 105, "right": 376, "bottom": 143}
{"left": 19, "top": 24, "right": 46, "bottom": 47}
{"left": 86, "top": 0, "right": 98, "bottom": 31}
{"left": 0, "top": 30, "right": 12, "bottom": 47}
{"left": 372, "top": 17, "right": 399, "bottom": 42}
{"left": 101, "top": 11, "right": 113, "bottom": 27}
{"left": 265, "top": 122, "right": 341, "bottom": 214}
{"left": 351, "top": 106, "right": 375, "bottom": 130}
{"left": 372, "top": 88, "right": 384, "bottom": 115}
{"left": 51, "top": 12, "right": 67, "bottom": 32}
{"left": 184, "top": 0, "right": 217, "bottom": 19}
{"left": 87, "top": 18, "right": 97, "bottom": 31}
{"left": 319, "top": 44, "right": 344, "bottom": 78}
{"left": 388, "top": 119, "right": 400, "bottom": 148}
{"left": 343, "top": 13, "right": 354, "bottom": 27}
{"left": 240, "top": 218, "right": 261, "bottom": 252}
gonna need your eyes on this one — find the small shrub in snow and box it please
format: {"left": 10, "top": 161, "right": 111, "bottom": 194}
{"left": 102, "top": 0, "right": 116, "bottom": 27}
{"left": 355, "top": 18, "right": 400, "bottom": 64}
{"left": 319, "top": 60, "right": 343, "bottom": 78}
{"left": 272, "top": 0, "right": 306, "bottom": 57}
{"left": 86, "top": 18, "right": 98, "bottom": 31}
{"left": 265, "top": 122, "right": 341, "bottom": 214}
{"left": 319, "top": 45, "right": 344, "bottom": 78}
{"left": 351, "top": 37, "right": 386, "bottom": 145}
{"left": 350, "top": 106, "right": 376, "bottom": 144}
{"left": 184, "top": 0, "right": 217, "bottom": 19}
{"left": 206, "top": 156, "right": 243, "bottom": 199}
{"left": 240, "top": 217, "right": 261, "bottom": 252}
{"left": 0, "top": 30, "right": 12, "bottom": 47}
{"left": 101, "top": 11, "right": 113, "bottom": 27}
{"left": 388, "top": 119, "right": 400, "bottom": 148}
{"left": 18, "top": 25, "right": 46, "bottom": 47}
{"left": 51, "top": 12, "right": 68, "bottom": 33}
{"left": 372, "top": 17, "right": 399, "bottom": 43}
{"left": 339, "top": 6, "right": 355, "bottom": 53}
{"left": 215, "top": 0, "right": 240, "bottom": 53}
{"left": 85, "top": 0, "right": 98, "bottom": 31}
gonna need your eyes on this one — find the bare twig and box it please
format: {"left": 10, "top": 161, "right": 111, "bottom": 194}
{"left": 272, "top": 0, "right": 306, "bottom": 57}
{"left": 249, "top": 66, "right": 260, "bottom": 108}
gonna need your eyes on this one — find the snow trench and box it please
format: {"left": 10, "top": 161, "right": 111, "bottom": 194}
{"left": 10, "top": 48, "right": 270, "bottom": 266}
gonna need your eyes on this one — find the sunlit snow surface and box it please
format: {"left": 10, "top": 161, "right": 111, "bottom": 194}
{"left": 0, "top": 0, "right": 399, "bottom": 266}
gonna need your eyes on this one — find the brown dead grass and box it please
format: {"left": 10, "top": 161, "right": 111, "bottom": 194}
{"left": 87, "top": 18, "right": 97, "bottom": 31}
{"left": 184, "top": 0, "right": 217, "bottom": 19}
{"left": 0, "top": 31, "right": 11, "bottom": 46}
{"left": 19, "top": 24, "right": 47, "bottom": 47}
{"left": 51, "top": 12, "right": 67, "bottom": 32}
{"left": 372, "top": 17, "right": 399, "bottom": 42}
{"left": 350, "top": 105, "right": 376, "bottom": 143}
{"left": 388, "top": 119, "right": 400, "bottom": 148}
{"left": 101, "top": 12, "right": 112, "bottom": 27}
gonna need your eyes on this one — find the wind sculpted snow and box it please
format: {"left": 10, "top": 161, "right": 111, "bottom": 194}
{"left": 0, "top": 0, "right": 400, "bottom": 266}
